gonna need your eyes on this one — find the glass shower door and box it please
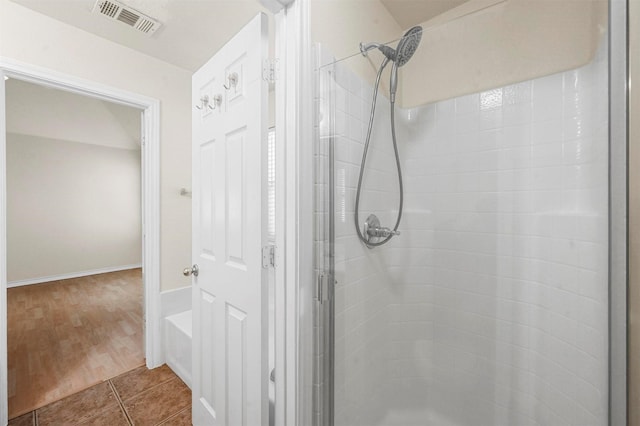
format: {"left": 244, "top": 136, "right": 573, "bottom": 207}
{"left": 313, "top": 2, "right": 611, "bottom": 424}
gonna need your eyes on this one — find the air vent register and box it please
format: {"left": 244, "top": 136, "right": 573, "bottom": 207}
{"left": 92, "top": 0, "right": 161, "bottom": 36}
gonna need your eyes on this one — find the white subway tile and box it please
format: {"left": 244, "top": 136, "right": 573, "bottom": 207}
{"left": 456, "top": 93, "right": 480, "bottom": 114}
{"left": 453, "top": 111, "right": 478, "bottom": 135}
{"left": 533, "top": 73, "right": 564, "bottom": 101}
{"left": 477, "top": 128, "right": 504, "bottom": 150}
{"left": 504, "top": 82, "right": 532, "bottom": 105}
{"left": 532, "top": 119, "right": 563, "bottom": 144}
{"left": 479, "top": 108, "right": 504, "bottom": 130}
{"left": 480, "top": 89, "right": 503, "bottom": 110}
{"left": 531, "top": 142, "right": 563, "bottom": 167}
{"left": 535, "top": 97, "right": 564, "bottom": 124}
{"left": 503, "top": 102, "right": 533, "bottom": 126}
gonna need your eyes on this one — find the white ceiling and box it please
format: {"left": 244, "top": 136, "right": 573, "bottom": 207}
{"left": 381, "top": 0, "right": 472, "bottom": 29}
{"left": 9, "top": 0, "right": 470, "bottom": 72}
{"left": 10, "top": 0, "right": 271, "bottom": 71}
{"left": 6, "top": 78, "right": 141, "bottom": 150}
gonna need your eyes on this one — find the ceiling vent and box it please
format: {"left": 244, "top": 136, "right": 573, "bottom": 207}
{"left": 92, "top": 0, "right": 161, "bottom": 36}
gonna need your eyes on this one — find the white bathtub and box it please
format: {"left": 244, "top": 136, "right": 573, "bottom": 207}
{"left": 165, "top": 310, "right": 192, "bottom": 389}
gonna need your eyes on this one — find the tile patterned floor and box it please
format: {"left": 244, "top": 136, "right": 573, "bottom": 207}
{"left": 8, "top": 365, "right": 192, "bottom": 426}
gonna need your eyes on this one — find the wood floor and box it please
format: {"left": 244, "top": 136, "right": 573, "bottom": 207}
{"left": 7, "top": 269, "right": 144, "bottom": 419}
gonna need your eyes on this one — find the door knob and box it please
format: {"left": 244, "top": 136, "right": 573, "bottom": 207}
{"left": 183, "top": 264, "right": 199, "bottom": 277}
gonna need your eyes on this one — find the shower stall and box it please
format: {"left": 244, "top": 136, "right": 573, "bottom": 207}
{"left": 311, "top": 1, "right": 619, "bottom": 425}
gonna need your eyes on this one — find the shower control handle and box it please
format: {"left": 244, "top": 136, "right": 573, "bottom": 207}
{"left": 363, "top": 214, "right": 400, "bottom": 244}
{"left": 367, "top": 226, "right": 400, "bottom": 239}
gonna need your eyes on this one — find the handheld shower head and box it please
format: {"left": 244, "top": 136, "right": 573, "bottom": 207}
{"left": 360, "top": 26, "right": 423, "bottom": 102}
{"left": 390, "top": 26, "right": 422, "bottom": 101}
{"left": 359, "top": 26, "right": 423, "bottom": 66}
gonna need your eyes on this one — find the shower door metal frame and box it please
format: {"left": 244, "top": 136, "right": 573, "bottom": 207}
{"left": 313, "top": 46, "right": 336, "bottom": 426}
{"left": 312, "top": 0, "right": 631, "bottom": 424}
{"left": 608, "top": 0, "right": 628, "bottom": 424}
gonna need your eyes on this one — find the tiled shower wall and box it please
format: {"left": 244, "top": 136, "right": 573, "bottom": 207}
{"left": 315, "top": 38, "right": 608, "bottom": 426}
{"left": 383, "top": 39, "right": 609, "bottom": 426}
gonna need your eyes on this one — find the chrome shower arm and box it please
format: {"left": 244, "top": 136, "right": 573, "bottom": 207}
{"left": 360, "top": 42, "right": 381, "bottom": 54}
{"left": 360, "top": 42, "right": 397, "bottom": 62}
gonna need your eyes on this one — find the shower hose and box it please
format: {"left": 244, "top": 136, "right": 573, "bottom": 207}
{"left": 354, "top": 58, "right": 404, "bottom": 247}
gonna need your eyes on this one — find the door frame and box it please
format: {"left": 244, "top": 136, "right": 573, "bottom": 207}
{"left": 0, "top": 58, "right": 161, "bottom": 425}
{"left": 270, "top": 0, "right": 313, "bottom": 424}
{"left": 256, "top": 0, "right": 313, "bottom": 423}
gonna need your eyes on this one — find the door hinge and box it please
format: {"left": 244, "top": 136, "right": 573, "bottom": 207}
{"left": 262, "top": 59, "right": 279, "bottom": 83}
{"left": 316, "top": 271, "right": 333, "bottom": 303}
{"left": 262, "top": 244, "right": 276, "bottom": 268}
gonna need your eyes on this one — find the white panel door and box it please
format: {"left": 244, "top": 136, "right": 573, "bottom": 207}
{"left": 191, "top": 13, "right": 269, "bottom": 426}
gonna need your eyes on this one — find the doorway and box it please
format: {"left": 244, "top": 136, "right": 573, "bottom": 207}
{"left": 5, "top": 78, "right": 144, "bottom": 418}
{"left": 0, "top": 62, "right": 162, "bottom": 426}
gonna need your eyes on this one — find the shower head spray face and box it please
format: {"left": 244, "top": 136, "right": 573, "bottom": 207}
{"left": 395, "top": 26, "right": 422, "bottom": 67}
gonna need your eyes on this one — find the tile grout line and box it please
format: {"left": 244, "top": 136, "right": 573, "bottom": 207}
{"left": 108, "top": 379, "right": 134, "bottom": 426}
{"left": 118, "top": 375, "right": 180, "bottom": 403}
{"left": 156, "top": 406, "right": 190, "bottom": 426}
{"left": 16, "top": 367, "right": 185, "bottom": 426}
{"left": 118, "top": 376, "right": 189, "bottom": 426}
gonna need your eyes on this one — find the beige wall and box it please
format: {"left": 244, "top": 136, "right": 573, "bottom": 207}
{"left": 312, "top": 0, "right": 606, "bottom": 108}
{"left": 311, "top": 0, "right": 403, "bottom": 97}
{"left": 0, "top": 0, "right": 192, "bottom": 291}
{"left": 7, "top": 133, "right": 141, "bottom": 283}
{"left": 630, "top": 0, "right": 640, "bottom": 423}
{"left": 6, "top": 78, "right": 141, "bottom": 150}
{"left": 402, "top": 0, "right": 607, "bottom": 107}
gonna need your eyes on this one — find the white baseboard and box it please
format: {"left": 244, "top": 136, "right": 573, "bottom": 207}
{"left": 7, "top": 264, "right": 142, "bottom": 288}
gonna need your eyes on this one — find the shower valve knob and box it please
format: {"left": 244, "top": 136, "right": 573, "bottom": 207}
{"left": 367, "top": 227, "right": 400, "bottom": 238}
{"left": 363, "top": 214, "right": 400, "bottom": 241}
